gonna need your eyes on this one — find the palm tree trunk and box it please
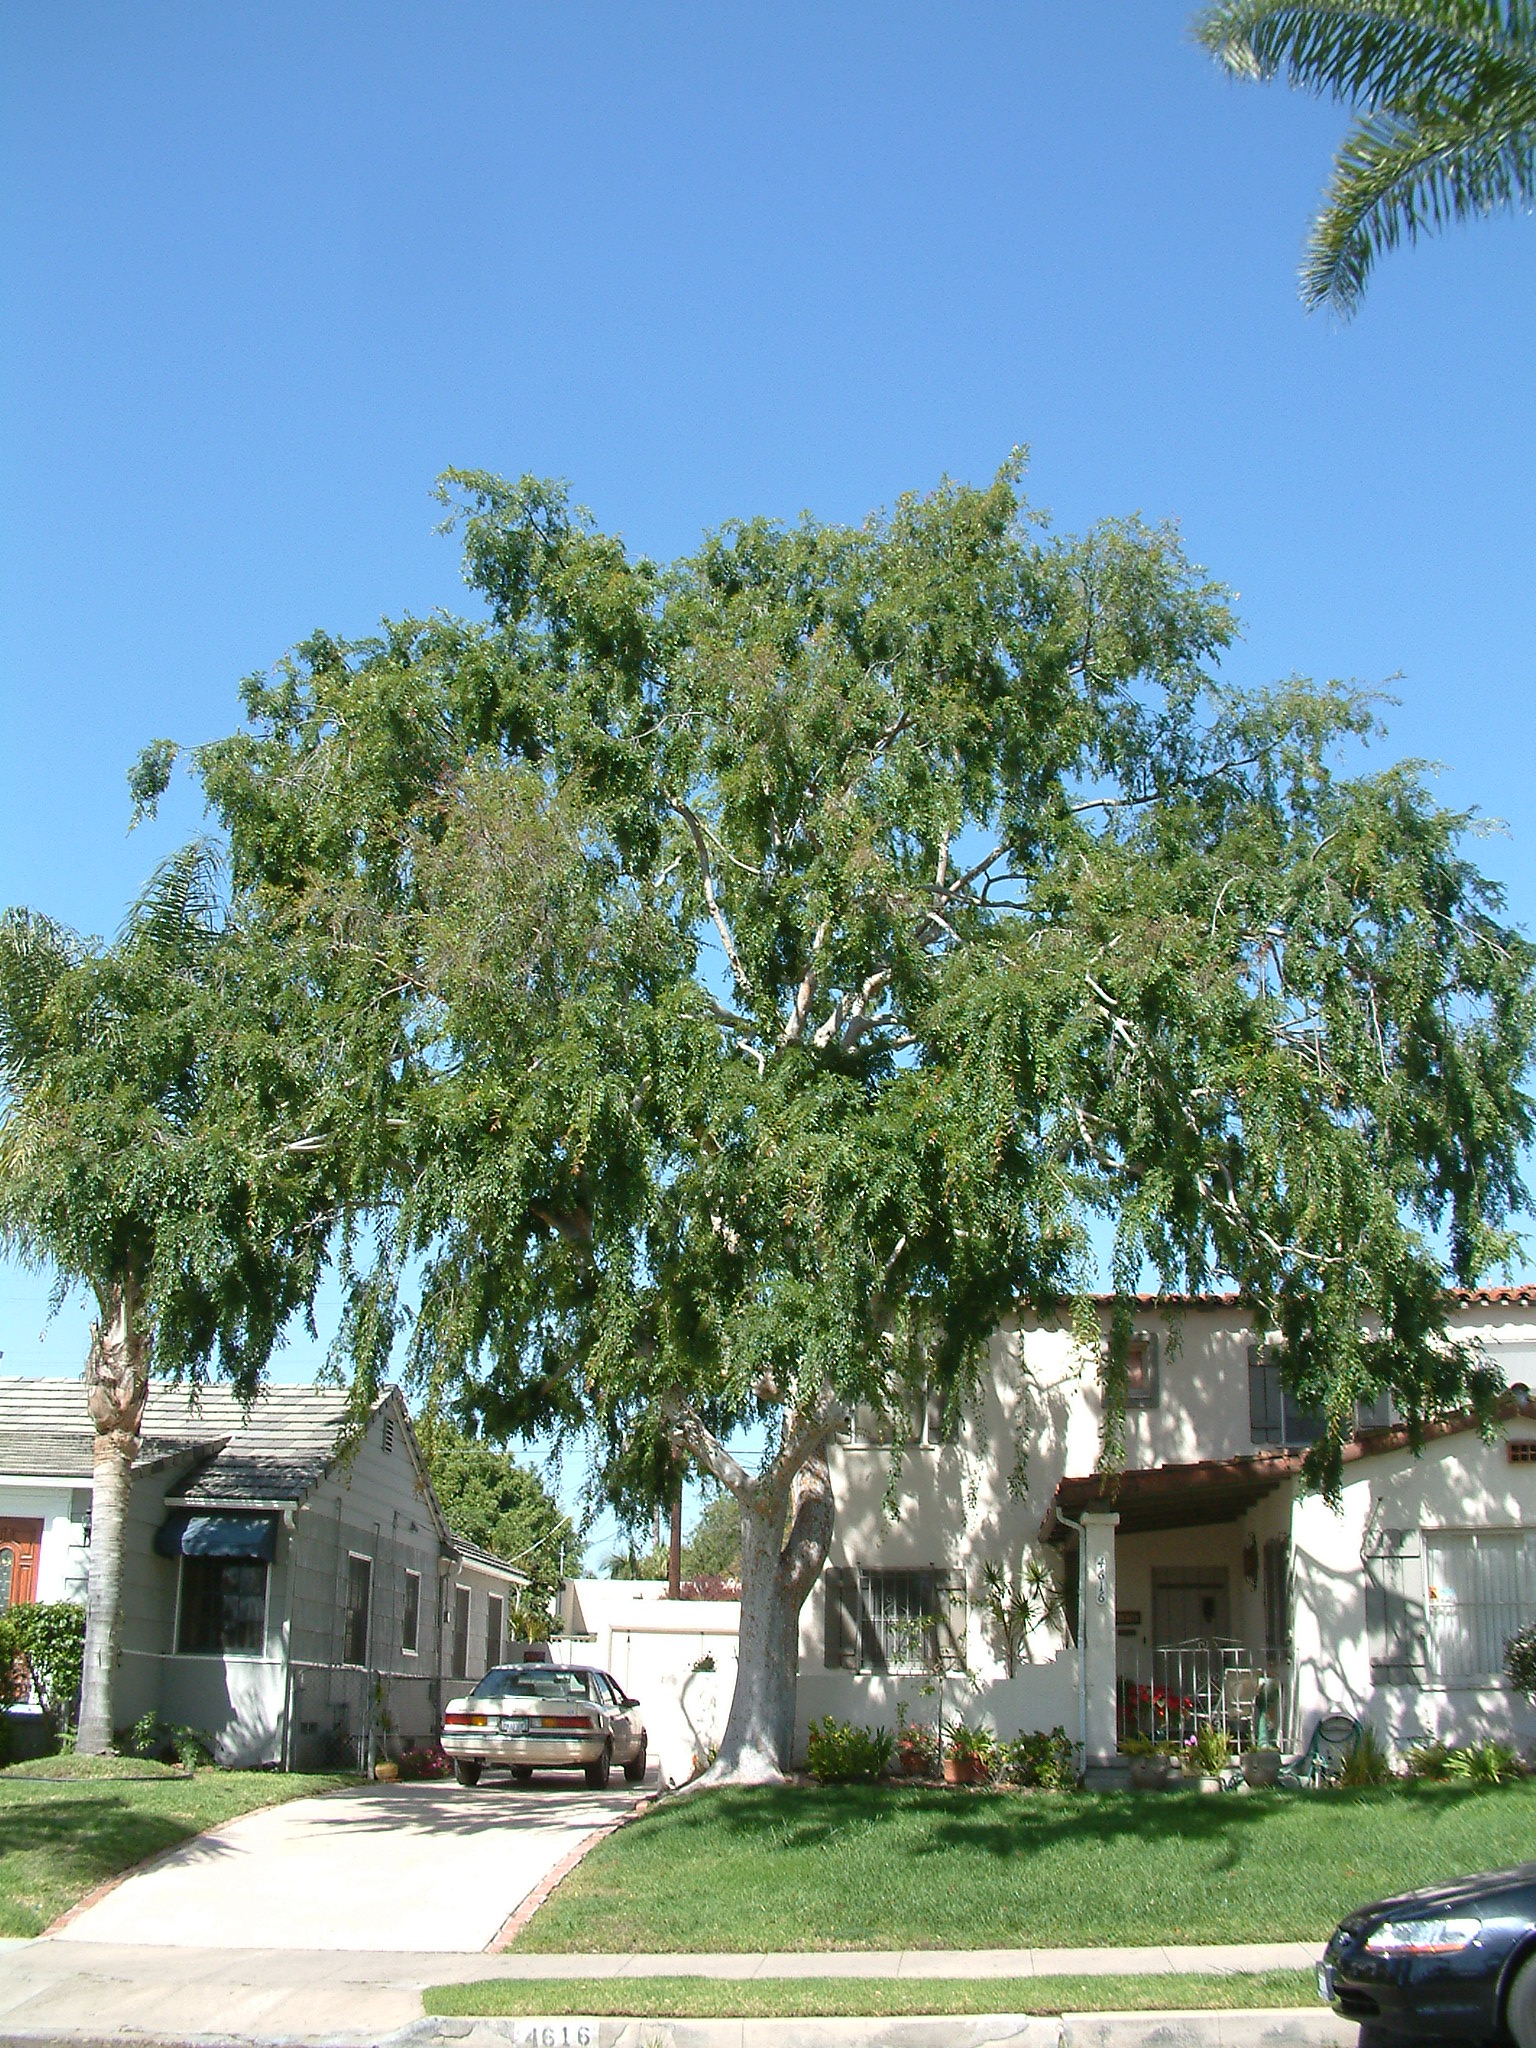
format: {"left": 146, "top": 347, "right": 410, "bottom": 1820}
{"left": 77, "top": 1278, "right": 148, "bottom": 1756}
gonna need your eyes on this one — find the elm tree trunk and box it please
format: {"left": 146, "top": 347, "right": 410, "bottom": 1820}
{"left": 707, "top": 1449, "right": 833, "bottom": 1784}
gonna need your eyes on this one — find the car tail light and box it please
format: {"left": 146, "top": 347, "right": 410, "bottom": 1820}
{"left": 540, "top": 1714, "right": 594, "bottom": 1729}
{"left": 444, "top": 1712, "right": 488, "bottom": 1728}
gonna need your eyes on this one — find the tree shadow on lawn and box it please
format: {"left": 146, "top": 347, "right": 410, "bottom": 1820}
{"left": 0, "top": 1788, "right": 209, "bottom": 1874}
{"left": 671, "top": 1781, "right": 1519, "bottom": 1873}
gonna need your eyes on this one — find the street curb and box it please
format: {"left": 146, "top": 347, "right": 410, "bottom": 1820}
{"left": 0, "top": 2012, "right": 1357, "bottom": 2048}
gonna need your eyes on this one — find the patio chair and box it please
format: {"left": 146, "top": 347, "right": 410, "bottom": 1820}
{"left": 1220, "top": 1668, "right": 1261, "bottom": 1748}
{"left": 1279, "top": 1712, "right": 1360, "bottom": 1789}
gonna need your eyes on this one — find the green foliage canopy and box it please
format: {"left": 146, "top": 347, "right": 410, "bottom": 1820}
{"left": 160, "top": 459, "right": 1535, "bottom": 1515}
{"left": 421, "top": 1423, "right": 575, "bottom": 1601}
{"left": 0, "top": 845, "right": 330, "bottom": 1397}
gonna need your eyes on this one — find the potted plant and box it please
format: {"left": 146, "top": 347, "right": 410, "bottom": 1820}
{"left": 896, "top": 1702, "right": 938, "bottom": 1778}
{"left": 1189, "top": 1723, "right": 1231, "bottom": 1793}
{"left": 943, "top": 1722, "right": 995, "bottom": 1786}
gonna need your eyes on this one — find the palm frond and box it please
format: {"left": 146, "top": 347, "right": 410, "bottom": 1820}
{"left": 121, "top": 838, "right": 228, "bottom": 965}
{"left": 0, "top": 910, "right": 83, "bottom": 1077}
{"left": 1196, "top": 1, "right": 1535, "bottom": 107}
{"left": 1304, "top": 94, "right": 1536, "bottom": 306}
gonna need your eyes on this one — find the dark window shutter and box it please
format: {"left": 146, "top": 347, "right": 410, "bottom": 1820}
{"left": 935, "top": 1570, "right": 967, "bottom": 1671}
{"left": 1364, "top": 1529, "right": 1427, "bottom": 1681}
{"left": 824, "top": 1567, "right": 858, "bottom": 1670}
{"left": 1249, "top": 1347, "right": 1282, "bottom": 1444}
{"left": 1262, "top": 1537, "right": 1291, "bottom": 1658}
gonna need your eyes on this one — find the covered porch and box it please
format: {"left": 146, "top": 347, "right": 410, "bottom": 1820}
{"left": 1042, "top": 1450, "right": 1301, "bottom": 1774}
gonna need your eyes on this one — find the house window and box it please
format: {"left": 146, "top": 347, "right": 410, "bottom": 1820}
{"left": 401, "top": 1570, "right": 421, "bottom": 1657}
{"left": 177, "top": 1558, "right": 268, "bottom": 1655}
{"left": 1125, "top": 1336, "right": 1159, "bottom": 1409}
{"left": 1247, "top": 1347, "right": 1324, "bottom": 1447}
{"left": 823, "top": 1566, "right": 965, "bottom": 1672}
{"left": 486, "top": 1594, "right": 503, "bottom": 1670}
{"left": 1510, "top": 1442, "right": 1536, "bottom": 1466}
{"left": 343, "top": 1554, "right": 372, "bottom": 1666}
{"left": 451, "top": 1584, "right": 471, "bottom": 1680}
{"left": 841, "top": 1387, "right": 958, "bottom": 1448}
{"left": 1425, "top": 1529, "right": 1536, "bottom": 1681}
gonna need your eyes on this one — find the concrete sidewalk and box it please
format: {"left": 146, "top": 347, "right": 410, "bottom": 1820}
{"left": 0, "top": 1937, "right": 1340, "bottom": 2046}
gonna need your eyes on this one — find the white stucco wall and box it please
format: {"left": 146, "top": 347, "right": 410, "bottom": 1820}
{"left": 1292, "top": 1420, "right": 1536, "bottom": 1753}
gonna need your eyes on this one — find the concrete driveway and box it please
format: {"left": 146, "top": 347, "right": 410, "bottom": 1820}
{"left": 55, "top": 1771, "right": 648, "bottom": 1954}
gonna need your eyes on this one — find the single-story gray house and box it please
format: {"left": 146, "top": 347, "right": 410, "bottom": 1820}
{"left": 0, "top": 1378, "right": 529, "bottom": 1768}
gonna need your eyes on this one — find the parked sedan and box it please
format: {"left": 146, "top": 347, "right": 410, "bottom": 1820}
{"left": 1320, "top": 1863, "right": 1536, "bottom": 2045}
{"left": 442, "top": 1664, "right": 648, "bottom": 1790}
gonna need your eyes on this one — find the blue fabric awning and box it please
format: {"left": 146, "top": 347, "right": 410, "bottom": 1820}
{"left": 154, "top": 1511, "right": 277, "bottom": 1561}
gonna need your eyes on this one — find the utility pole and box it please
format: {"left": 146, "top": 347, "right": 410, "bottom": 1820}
{"left": 668, "top": 1489, "right": 683, "bottom": 1600}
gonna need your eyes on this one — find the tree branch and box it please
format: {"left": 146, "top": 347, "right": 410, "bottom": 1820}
{"left": 664, "top": 1396, "right": 750, "bottom": 1496}
{"left": 780, "top": 1449, "right": 834, "bottom": 1607}
{"left": 669, "top": 797, "right": 752, "bottom": 992}
{"left": 782, "top": 918, "right": 831, "bottom": 1047}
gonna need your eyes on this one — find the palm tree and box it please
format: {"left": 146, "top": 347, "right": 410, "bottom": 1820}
{"left": 0, "top": 846, "right": 326, "bottom": 1750}
{"left": 1195, "top": 2, "right": 1536, "bottom": 313}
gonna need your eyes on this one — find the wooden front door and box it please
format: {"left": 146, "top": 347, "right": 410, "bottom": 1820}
{"left": 1151, "top": 1566, "right": 1231, "bottom": 1654}
{"left": 0, "top": 1520, "right": 43, "bottom": 1609}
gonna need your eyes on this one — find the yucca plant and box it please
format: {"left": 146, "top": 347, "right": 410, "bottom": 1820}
{"left": 1196, "top": 2, "right": 1536, "bottom": 313}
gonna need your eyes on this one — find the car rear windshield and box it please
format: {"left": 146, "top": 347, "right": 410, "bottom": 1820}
{"left": 470, "top": 1666, "right": 592, "bottom": 1700}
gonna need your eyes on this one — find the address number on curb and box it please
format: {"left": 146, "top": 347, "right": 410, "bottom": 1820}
{"left": 513, "top": 2024, "right": 597, "bottom": 2047}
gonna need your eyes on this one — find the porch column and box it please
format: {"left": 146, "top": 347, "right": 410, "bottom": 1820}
{"left": 1080, "top": 1509, "right": 1120, "bottom": 1779}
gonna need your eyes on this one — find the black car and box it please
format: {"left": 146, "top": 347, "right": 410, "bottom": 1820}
{"left": 1321, "top": 1863, "right": 1536, "bottom": 2045}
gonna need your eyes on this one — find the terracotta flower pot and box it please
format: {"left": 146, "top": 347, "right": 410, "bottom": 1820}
{"left": 373, "top": 1759, "right": 400, "bottom": 1782}
{"left": 899, "top": 1749, "right": 930, "bottom": 1778}
{"left": 944, "top": 1753, "right": 988, "bottom": 1786}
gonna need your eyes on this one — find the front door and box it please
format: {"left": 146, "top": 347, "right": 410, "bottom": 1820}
{"left": 1151, "top": 1566, "right": 1231, "bottom": 1654}
{"left": 0, "top": 1520, "right": 43, "bottom": 1610}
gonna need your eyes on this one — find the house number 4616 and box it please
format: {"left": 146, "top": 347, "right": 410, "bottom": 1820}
{"left": 515, "top": 2025, "right": 595, "bottom": 2047}
{"left": 1095, "top": 1555, "right": 1109, "bottom": 1606}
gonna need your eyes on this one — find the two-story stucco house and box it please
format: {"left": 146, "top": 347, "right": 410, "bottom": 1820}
{"left": 796, "top": 1287, "right": 1536, "bottom": 1773}
{"left": 0, "top": 1378, "right": 528, "bottom": 1768}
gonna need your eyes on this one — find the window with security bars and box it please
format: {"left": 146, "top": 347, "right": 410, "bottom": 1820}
{"left": 824, "top": 1566, "right": 966, "bottom": 1672}
{"left": 1425, "top": 1530, "right": 1536, "bottom": 1681}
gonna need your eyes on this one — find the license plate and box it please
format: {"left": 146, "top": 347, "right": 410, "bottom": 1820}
{"left": 499, "top": 1716, "right": 529, "bottom": 1735}
{"left": 1316, "top": 1962, "right": 1334, "bottom": 2002}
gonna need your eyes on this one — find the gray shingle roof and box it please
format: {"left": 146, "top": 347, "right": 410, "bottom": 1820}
{"left": 0, "top": 1431, "right": 201, "bottom": 1479}
{"left": 0, "top": 1378, "right": 359, "bottom": 1506}
{"left": 449, "top": 1531, "right": 530, "bottom": 1585}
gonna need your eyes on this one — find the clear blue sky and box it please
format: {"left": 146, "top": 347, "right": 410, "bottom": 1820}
{"left": 3, "top": 4, "right": 1534, "bottom": 1551}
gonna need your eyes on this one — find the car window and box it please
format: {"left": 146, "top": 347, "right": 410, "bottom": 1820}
{"left": 602, "top": 1673, "right": 628, "bottom": 1703}
{"left": 470, "top": 1665, "right": 586, "bottom": 1700}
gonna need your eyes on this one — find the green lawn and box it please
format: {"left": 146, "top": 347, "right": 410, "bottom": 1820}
{"left": 0, "top": 1768, "right": 352, "bottom": 1937}
{"left": 424, "top": 1971, "right": 1318, "bottom": 2019}
{"left": 513, "top": 1779, "right": 1536, "bottom": 1952}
